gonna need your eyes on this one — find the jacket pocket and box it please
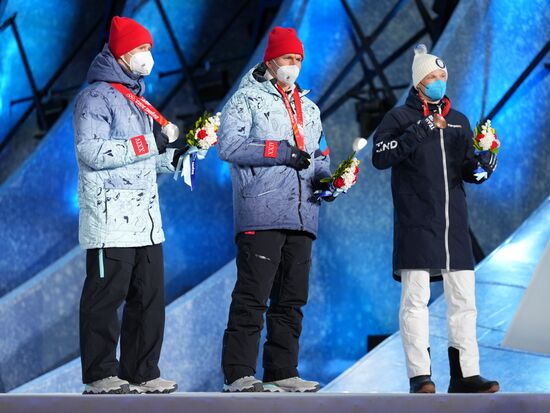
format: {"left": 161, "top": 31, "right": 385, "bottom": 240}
{"left": 104, "top": 183, "right": 150, "bottom": 233}
{"left": 241, "top": 167, "right": 277, "bottom": 198}
{"left": 104, "top": 247, "right": 136, "bottom": 264}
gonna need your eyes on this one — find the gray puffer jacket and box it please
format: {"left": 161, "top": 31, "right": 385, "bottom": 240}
{"left": 73, "top": 45, "right": 176, "bottom": 249}
{"left": 217, "top": 65, "right": 331, "bottom": 238}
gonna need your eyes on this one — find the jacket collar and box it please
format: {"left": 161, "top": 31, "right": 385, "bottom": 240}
{"left": 249, "top": 63, "right": 310, "bottom": 98}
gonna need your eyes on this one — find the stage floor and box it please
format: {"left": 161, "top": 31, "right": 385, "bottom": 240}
{"left": 1, "top": 393, "right": 549, "bottom": 413}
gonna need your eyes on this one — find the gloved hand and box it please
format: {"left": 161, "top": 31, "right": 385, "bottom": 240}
{"left": 153, "top": 121, "right": 180, "bottom": 154}
{"left": 477, "top": 151, "right": 498, "bottom": 175}
{"left": 313, "top": 166, "right": 359, "bottom": 202}
{"left": 314, "top": 181, "right": 336, "bottom": 202}
{"left": 153, "top": 121, "right": 169, "bottom": 154}
{"left": 416, "top": 114, "right": 436, "bottom": 134}
{"left": 289, "top": 147, "right": 311, "bottom": 171}
{"left": 171, "top": 146, "right": 189, "bottom": 169}
{"left": 170, "top": 146, "right": 211, "bottom": 169}
{"left": 278, "top": 140, "right": 311, "bottom": 170}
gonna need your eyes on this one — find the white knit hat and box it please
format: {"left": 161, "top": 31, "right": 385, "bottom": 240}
{"left": 412, "top": 44, "right": 447, "bottom": 89}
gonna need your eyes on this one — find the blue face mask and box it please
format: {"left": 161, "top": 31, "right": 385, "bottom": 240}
{"left": 422, "top": 79, "right": 446, "bottom": 101}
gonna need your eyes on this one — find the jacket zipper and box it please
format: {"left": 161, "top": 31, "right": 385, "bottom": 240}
{"left": 296, "top": 171, "right": 304, "bottom": 231}
{"left": 289, "top": 95, "right": 305, "bottom": 231}
{"left": 438, "top": 106, "right": 450, "bottom": 270}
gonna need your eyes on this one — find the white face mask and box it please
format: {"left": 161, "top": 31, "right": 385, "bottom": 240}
{"left": 123, "top": 51, "right": 154, "bottom": 76}
{"left": 272, "top": 60, "right": 300, "bottom": 86}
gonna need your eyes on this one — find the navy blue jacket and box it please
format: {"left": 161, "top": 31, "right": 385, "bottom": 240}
{"left": 372, "top": 87, "right": 488, "bottom": 281}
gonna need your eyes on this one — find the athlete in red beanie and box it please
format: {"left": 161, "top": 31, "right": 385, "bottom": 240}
{"left": 218, "top": 23, "right": 345, "bottom": 393}
{"left": 76, "top": 15, "right": 181, "bottom": 395}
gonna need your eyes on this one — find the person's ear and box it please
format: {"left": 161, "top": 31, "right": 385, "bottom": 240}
{"left": 265, "top": 60, "right": 275, "bottom": 75}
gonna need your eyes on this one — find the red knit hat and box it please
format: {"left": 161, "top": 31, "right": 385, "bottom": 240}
{"left": 109, "top": 16, "right": 153, "bottom": 59}
{"left": 263, "top": 26, "right": 304, "bottom": 62}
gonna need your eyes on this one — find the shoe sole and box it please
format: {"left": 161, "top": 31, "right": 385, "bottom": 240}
{"left": 83, "top": 384, "right": 130, "bottom": 395}
{"left": 223, "top": 382, "right": 264, "bottom": 393}
{"left": 262, "top": 385, "right": 285, "bottom": 393}
{"left": 129, "top": 384, "right": 178, "bottom": 394}
{"left": 270, "top": 384, "right": 321, "bottom": 393}
{"left": 447, "top": 383, "right": 500, "bottom": 394}
{"left": 485, "top": 383, "right": 500, "bottom": 393}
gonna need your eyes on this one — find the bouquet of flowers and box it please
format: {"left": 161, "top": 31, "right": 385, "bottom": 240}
{"left": 472, "top": 119, "right": 500, "bottom": 181}
{"left": 186, "top": 112, "right": 221, "bottom": 151}
{"left": 174, "top": 111, "right": 221, "bottom": 189}
{"left": 314, "top": 138, "right": 366, "bottom": 200}
{"left": 473, "top": 119, "right": 500, "bottom": 154}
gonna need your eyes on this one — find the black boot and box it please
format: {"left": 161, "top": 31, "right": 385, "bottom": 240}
{"left": 448, "top": 375, "right": 500, "bottom": 393}
{"left": 409, "top": 375, "right": 436, "bottom": 393}
{"left": 447, "top": 347, "right": 499, "bottom": 393}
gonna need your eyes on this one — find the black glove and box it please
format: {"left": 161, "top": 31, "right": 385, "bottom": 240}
{"left": 416, "top": 114, "right": 436, "bottom": 135}
{"left": 153, "top": 121, "right": 168, "bottom": 154}
{"left": 286, "top": 146, "right": 311, "bottom": 171}
{"left": 477, "top": 151, "right": 498, "bottom": 175}
{"left": 315, "top": 180, "right": 336, "bottom": 202}
{"left": 271, "top": 140, "right": 311, "bottom": 170}
{"left": 171, "top": 146, "right": 190, "bottom": 169}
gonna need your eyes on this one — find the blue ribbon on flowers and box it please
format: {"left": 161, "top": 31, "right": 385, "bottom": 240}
{"left": 313, "top": 182, "right": 345, "bottom": 202}
{"left": 174, "top": 146, "right": 208, "bottom": 190}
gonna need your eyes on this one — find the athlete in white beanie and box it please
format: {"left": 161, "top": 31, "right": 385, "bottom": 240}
{"left": 372, "top": 44, "right": 499, "bottom": 394}
{"left": 412, "top": 44, "right": 448, "bottom": 103}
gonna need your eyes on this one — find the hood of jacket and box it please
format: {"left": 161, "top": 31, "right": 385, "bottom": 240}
{"left": 87, "top": 44, "right": 145, "bottom": 96}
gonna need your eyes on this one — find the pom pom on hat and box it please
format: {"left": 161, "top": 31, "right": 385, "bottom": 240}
{"left": 411, "top": 43, "right": 447, "bottom": 88}
{"left": 414, "top": 44, "right": 428, "bottom": 55}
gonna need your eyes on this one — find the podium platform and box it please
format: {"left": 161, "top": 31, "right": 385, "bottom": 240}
{"left": 1, "top": 393, "right": 549, "bottom": 413}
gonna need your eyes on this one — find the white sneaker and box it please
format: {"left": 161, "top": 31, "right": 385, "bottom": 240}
{"left": 264, "top": 377, "right": 320, "bottom": 393}
{"left": 129, "top": 377, "right": 178, "bottom": 394}
{"left": 83, "top": 376, "right": 130, "bottom": 394}
{"left": 223, "top": 376, "right": 264, "bottom": 392}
